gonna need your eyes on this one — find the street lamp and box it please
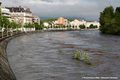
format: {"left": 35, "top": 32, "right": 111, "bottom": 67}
{"left": 0, "top": 2, "right": 2, "bottom": 16}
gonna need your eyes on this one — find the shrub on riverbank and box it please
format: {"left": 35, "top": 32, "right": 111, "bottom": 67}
{"left": 79, "top": 25, "right": 86, "bottom": 29}
{"left": 100, "top": 6, "right": 120, "bottom": 35}
{"left": 73, "top": 50, "right": 92, "bottom": 65}
{"left": 89, "top": 24, "right": 97, "bottom": 29}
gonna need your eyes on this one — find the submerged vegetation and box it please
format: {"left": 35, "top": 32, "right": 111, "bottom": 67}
{"left": 73, "top": 50, "right": 92, "bottom": 65}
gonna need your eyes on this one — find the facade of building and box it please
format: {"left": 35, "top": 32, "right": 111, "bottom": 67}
{"left": 70, "top": 19, "right": 100, "bottom": 29}
{"left": 54, "top": 17, "right": 68, "bottom": 26}
{"left": 32, "top": 15, "right": 40, "bottom": 24}
{"left": 43, "top": 22, "right": 49, "bottom": 27}
{"left": 0, "top": 3, "right": 42, "bottom": 32}
{"left": 6, "top": 6, "right": 34, "bottom": 25}
{"left": 70, "top": 19, "right": 86, "bottom": 27}
{"left": 1, "top": 7, "right": 11, "bottom": 19}
{"left": 85, "top": 21, "right": 100, "bottom": 29}
{"left": 0, "top": 2, "right": 11, "bottom": 19}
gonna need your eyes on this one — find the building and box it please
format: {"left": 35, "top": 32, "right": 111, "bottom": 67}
{"left": 32, "top": 15, "right": 40, "bottom": 24}
{"left": 6, "top": 6, "right": 34, "bottom": 25}
{"left": 0, "top": 2, "right": 10, "bottom": 18}
{"left": 43, "top": 22, "right": 50, "bottom": 27}
{"left": 70, "top": 19, "right": 86, "bottom": 28}
{"left": 70, "top": 19, "right": 100, "bottom": 29}
{"left": 85, "top": 21, "right": 100, "bottom": 29}
{"left": 54, "top": 17, "right": 68, "bottom": 26}
{"left": 1, "top": 7, "right": 11, "bottom": 19}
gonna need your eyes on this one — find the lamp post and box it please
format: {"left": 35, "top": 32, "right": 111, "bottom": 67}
{"left": 0, "top": 2, "right": 2, "bottom": 38}
{"left": 0, "top": 2, "right": 1, "bottom": 14}
{"left": 0, "top": 2, "right": 2, "bottom": 16}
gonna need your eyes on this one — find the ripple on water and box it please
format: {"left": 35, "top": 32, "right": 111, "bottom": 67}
{"left": 7, "top": 30, "right": 120, "bottom": 80}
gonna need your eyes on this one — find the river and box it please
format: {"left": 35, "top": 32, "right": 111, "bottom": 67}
{"left": 7, "top": 30, "right": 120, "bottom": 80}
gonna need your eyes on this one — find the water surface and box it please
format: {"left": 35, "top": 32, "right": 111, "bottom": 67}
{"left": 7, "top": 30, "right": 120, "bottom": 80}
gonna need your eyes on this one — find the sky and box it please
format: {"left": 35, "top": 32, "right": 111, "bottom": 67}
{"left": 1, "top": 0, "right": 120, "bottom": 21}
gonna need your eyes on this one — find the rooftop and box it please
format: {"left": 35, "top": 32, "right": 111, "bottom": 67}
{"left": 6, "top": 6, "right": 32, "bottom": 13}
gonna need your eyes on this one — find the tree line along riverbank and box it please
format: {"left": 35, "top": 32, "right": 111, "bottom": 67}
{"left": 100, "top": 6, "right": 120, "bottom": 35}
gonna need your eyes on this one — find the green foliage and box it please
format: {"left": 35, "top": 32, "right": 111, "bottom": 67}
{"left": 73, "top": 50, "right": 81, "bottom": 60}
{"left": 73, "top": 50, "right": 91, "bottom": 65}
{"left": 24, "top": 23, "right": 44, "bottom": 30}
{"left": 41, "top": 18, "right": 57, "bottom": 22}
{"left": 10, "top": 21, "right": 21, "bottom": 29}
{"left": 100, "top": 6, "right": 120, "bottom": 35}
{"left": 89, "top": 24, "right": 97, "bottom": 28}
{"left": 82, "top": 52, "right": 91, "bottom": 65}
{"left": 0, "top": 16, "right": 10, "bottom": 28}
{"left": 34, "top": 23, "right": 43, "bottom": 30}
{"left": 79, "top": 25, "right": 85, "bottom": 29}
{"left": 0, "top": 10, "right": 21, "bottom": 30}
{"left": 24, "top": 23, "right": 34, "bottom": 28}
{"left": 67, "top": 25, "right": 72, "bottom": 30}
{"left": 0, "top": 4, "right": 2, "bottom": 16}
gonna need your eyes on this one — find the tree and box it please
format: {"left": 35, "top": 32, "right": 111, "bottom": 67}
{"left": 0, "top": 16, "right": 10, "bottom": 27}
{"left": 79, "top": 25, "right": 85, "bottom": 29}
{"left": 89, "top": 24, "right": 97, "bottom": 29}
{"left": 34, "top": 23, "right": 43, "bottom": 30}
{"left": 100, "top": 6, "right": 120, "bottom": 35}
{"left": 10, "top": 21, "right": 21, "bottom": 33}
{"left": 115, "top": 7, "right": 120, "bottom": 24}
{"left": 0, "top": 16, "right": 11, "bottom": 37}
{"left": 109, "top": 7, "right": 120, "bottom": 34}
{"left": 100, "top": 6, "right": 115, "bottom": 34}
{"left": 24, "top": 23, "right": 34, "bottom": 28}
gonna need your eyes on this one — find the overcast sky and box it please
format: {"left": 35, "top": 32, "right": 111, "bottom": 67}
{"left": 1, "top": 0, "right": 120, "bottom": 20}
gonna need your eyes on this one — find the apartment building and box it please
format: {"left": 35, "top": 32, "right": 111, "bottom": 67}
{"left": 1, "top": 7, "right": 11, "bottom": 19}
{"left": 70, "top": 19, "right": 100, "bottom": 29}
{"left": 54, "top": 17, "right": 68, "bottom": 26}
{"left": 6, "top": 6, "right": 34, "bottom": 25}
{"left": 85, "top": 21, "right": 100, "bottom": 29}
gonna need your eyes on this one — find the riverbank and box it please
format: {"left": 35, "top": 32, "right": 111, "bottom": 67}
{"left": 0, "top": 36, "right": 17, "bottom": 80}
{"left": 0, "top": 31, "right": 43, "bottom": 80}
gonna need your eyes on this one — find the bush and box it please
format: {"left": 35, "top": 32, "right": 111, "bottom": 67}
{"left": 73, "top": 50, "right": 81, "bottom": 60}
{"left": 73, "top": 50, "right": 91, "bottom": 65}
{"left": 79, "top": 25, "right": 85, "bottom": 29}
{"left": 89, "top": 24, "right": 97, "bottom": 28}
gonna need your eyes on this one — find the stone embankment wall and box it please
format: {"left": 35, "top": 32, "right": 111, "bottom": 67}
{"left": 0, "top": 38, "right": 16, "bottom": 80}
{"left": 0, "top": 31, "right": 42, "bottom": 80}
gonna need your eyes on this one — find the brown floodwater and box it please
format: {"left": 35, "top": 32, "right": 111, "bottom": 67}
{"left": 7, "top": 30, "right": 120, "bottom": 80}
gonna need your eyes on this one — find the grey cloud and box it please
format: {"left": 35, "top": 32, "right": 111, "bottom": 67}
{"left": 1, "top": 0, "right": 120, "bottom": 20}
